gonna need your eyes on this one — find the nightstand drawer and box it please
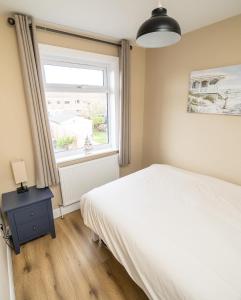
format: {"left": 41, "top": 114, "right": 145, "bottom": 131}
{"left": 17, "top": 217, "right": 49, "bottom": 243}
{"left": 14, "top": 202, "right": 48, "bottom": 225}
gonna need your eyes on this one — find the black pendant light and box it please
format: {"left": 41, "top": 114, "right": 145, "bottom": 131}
{"left": 136, "top": 3, "right": 181, "bottom": 48}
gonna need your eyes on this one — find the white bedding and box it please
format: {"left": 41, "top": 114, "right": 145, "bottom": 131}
{"left": 80, "top": 164, "right": 241, "bottom": 300}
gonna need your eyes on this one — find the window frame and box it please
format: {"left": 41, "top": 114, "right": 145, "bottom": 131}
{"left": 39, "top": 44, "right": 120, "bottom": 163}
{"left": 42, "top": 60, "right": 108, "bottom": 92}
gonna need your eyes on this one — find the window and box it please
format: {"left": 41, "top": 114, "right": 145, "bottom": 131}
{"left": 44, "top": 64, "right": 104, "bottom": 86}
{"left": 39, "top": 44, "right": 119, "bottom": 162}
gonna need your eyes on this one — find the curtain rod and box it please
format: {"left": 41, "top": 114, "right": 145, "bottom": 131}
{"left": 7, "top": 17, "right": 132, "bottom": 49}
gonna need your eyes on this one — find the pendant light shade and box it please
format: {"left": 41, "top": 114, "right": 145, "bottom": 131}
{"left": 136, "top": 7, "right": 181, "bottom": 48}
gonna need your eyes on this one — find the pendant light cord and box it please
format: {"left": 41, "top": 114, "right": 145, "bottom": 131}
{"left": 158, "top": 0, "right": 163, "bottom": 8}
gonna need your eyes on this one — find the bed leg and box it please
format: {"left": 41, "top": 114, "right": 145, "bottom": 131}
{"left": 59, "top": 205, "right": 64, "bottom": 219}
{"left": 91, "top": 231, "right": 99, "bottom": 242}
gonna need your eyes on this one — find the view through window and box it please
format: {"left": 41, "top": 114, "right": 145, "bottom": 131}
{"left": 46, "top": 91, "right": 108, "bottom": 153}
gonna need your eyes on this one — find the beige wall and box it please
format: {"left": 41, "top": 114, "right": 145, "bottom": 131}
{"left": 143, "top": 14, "right": 241, "bottom": 185}
{"left": 2, "top": 11, "right": 239, "bottom": 211}
{"left": 0, "top": 16, "right": 36, "bottom": 196}
{"left": 0, "top": 15, "right": 146, "bottom": 207}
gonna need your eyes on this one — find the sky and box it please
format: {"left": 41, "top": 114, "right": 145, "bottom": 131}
{"left": 44, "top": 65, "right": 104, "bottom": 86}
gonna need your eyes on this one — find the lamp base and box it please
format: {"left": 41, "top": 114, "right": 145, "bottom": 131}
{"left": 17, "top": 183, "right": 29, "bottom": 194}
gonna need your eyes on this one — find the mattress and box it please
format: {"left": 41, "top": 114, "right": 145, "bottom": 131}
{"left": 80, "top": 164, "right": 241, "bottom": 300}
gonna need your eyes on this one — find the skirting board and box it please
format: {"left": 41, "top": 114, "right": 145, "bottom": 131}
{"left": 53, "top": 202, "right": 80, "bottom": 219}
{"left": 7, "top": 246, "right": 15, "bottom": 300}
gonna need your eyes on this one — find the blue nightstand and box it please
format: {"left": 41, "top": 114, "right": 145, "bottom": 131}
{"left": 2, "top": 186, "right": 56, "bottom": 254}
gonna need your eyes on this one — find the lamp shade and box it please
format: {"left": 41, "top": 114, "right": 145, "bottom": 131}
{"left": 11, "top": 160, "right": 28, "bottom": 184}
{"left": 136, "top": 7, "right": 181, "bottom": 48}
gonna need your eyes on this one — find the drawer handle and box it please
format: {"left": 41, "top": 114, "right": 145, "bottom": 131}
{"left": 33, "top": 225, "right": 37, "bottom": 231}
{"left": 30, "top": 212, "right": 35, "bottom": 217}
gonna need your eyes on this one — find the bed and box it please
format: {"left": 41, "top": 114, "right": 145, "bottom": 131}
{"left": 80, "top": 164, "right": 241, "bottom": 300}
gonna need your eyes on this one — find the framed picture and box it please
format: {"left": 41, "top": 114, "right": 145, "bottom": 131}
{"left": 187, "top": 64, "right": 241, "bottom": 115}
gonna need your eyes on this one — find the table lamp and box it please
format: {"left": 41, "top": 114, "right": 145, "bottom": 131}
{"left": 11, "top": 160, "right": 29, "bottom": 193}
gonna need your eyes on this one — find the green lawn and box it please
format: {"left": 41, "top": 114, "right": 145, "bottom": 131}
{"left": 93, "top": 129, "right": 108, "bottom": 144}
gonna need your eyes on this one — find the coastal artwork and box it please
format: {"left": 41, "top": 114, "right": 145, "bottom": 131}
{"left": 187, "top": 64, "right": 241, "bottom": 115}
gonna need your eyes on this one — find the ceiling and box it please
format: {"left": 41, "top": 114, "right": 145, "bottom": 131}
{"left": 0, "top": 0, "right": 241, "bottom": 41}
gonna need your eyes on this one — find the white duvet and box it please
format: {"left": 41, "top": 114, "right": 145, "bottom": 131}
{"left": 80, "top": 164, "right": 241, "bottom": 300}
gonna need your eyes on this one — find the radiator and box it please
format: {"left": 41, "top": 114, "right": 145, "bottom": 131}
{"left": 59, "top": 154, "right": 119, "bottom": 207}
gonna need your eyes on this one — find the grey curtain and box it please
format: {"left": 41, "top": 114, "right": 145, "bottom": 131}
{"left": 119, "top": 39, "right": 131, "bottom": 167}
{"left": 14, "top": 14, "right": 59, "bottom": 188}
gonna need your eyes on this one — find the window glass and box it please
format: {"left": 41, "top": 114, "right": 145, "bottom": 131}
{"left": 45, "top": 91, "right": 109, "bottom": 158}
{"left": 44, "top": 65, "right": 104, "bottom": 86}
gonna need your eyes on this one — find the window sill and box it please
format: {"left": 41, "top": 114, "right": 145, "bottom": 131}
{"left": 56, "top": 149, "right": 119, "bottom": 168}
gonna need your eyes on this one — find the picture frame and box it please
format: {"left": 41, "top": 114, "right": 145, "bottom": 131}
{"left": 187, "top": 64, "right": 241, "bottom": 116}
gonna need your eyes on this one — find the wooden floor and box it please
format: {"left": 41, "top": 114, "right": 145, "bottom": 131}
{"left": 12, "top": 211, "right": 148, "bottom": 300}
